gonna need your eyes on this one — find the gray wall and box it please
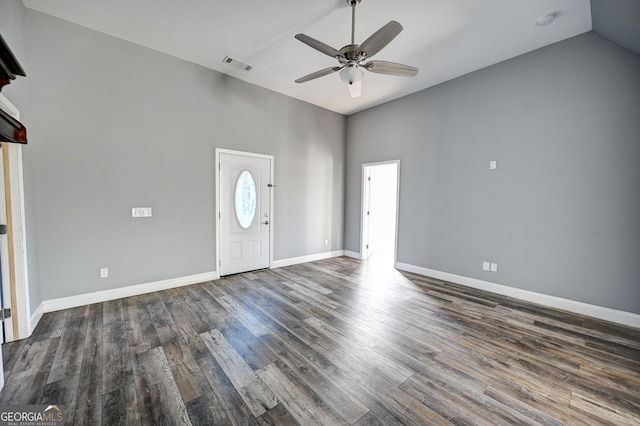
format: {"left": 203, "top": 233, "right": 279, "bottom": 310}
{"left": 591, "top": 0, "right": 640, "bottom": 55}
{"left": 25, "top": 10, "right": 345, "bottom": 301}
{"left": 346, "top": 32, "right": 640, "bottom": 314}
{"left": 0, "top": 1, "right": 42, "bottom": 317}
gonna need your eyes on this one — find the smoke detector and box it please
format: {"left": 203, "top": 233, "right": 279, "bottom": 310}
{"left": 536, "top": 13, "right": 556, "bottom": 26}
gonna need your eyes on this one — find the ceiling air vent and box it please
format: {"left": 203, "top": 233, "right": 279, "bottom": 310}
{"left": 222, "top": 56, "right": 253, "bottom": 72}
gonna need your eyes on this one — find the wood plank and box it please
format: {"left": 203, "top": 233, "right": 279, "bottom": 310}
{"left": 123, "top": 295, "right": 161, "bottom": 354}
{"left": 102, "top": 299, "right": 124, "bottom": 326}
{"left": 146, "top": 290, "right": 182, "bottom": 344}
{"left": 132, "top": 346, "right": 192, "bottom": 425}
{"left": 165, "top": 286, "right": 212, "bottom": 335}
{"left": 256, "top": 402, "right": 300, "bottom": 426}
{"left": 101, "top": 381, "right": 140, "bottom": 426}
{"left": 102, "top": 318, "right": 133, "bottom": 395}
{"left": 162, "top": 337, "right": 212, "bottom": 403}
{"left": 569, "top": 391, "right": 640, "bottom": 425}
{"left": 267, "top": 268, "right": 333, "bottom": 295}
{"left": 327, "top": 357, "right": 452, "bottom": 426}
{"left": 200, "top": 329, "right": 279, "bottom": 417}
{"left": 73, "top": 303, "right": 104, "bottom": 425}
{"left": 303, "top": 316, "right": 413, "bottom": 387}
{"left": 400, "top": 372, "right": 531, "bottom": 426}
{"left": 29, "top": 309, "right": 67, "bottom": 342}
{"left": 145, "top": 290, "right": 174, "bottom": 330}
{"left": 483, "top": 386, "right": 571, "bottom": 426}
{"left": 185, "top": 390, "right": 233, "bottom": 426}
{"left": 47, "top": 314, "right": 88, "bottom": 383}
{"left": 214, "top": 294, "right": 271, "bottom": 337}
{"left": 1, "top": 338, "right": 27, "bottom": 379}
{"left": 0, "top": 337, "right": 60, "bottom": 404}
{"left": 196, "top": 352, "right": 260, "bottom": 425}
{"left": 259, "top": 333, "right": 368, "bottom": 424}
{"left": 256, "top": 362, "right": 346, "bottom": 426}
{"left": 40, "top": 374, "right": 81, "bottom": 424}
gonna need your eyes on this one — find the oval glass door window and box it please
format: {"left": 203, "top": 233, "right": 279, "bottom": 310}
{"left": 235, "top": 170, "right": 257, "bottom": 229}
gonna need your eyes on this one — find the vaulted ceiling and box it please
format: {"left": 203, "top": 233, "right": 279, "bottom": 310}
{"left": 22, "top": 0, "right": 639, "bottom": 115}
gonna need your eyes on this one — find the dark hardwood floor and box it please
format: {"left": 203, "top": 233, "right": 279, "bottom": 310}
{"left": 1, "top": 256, "right": 639, "bottom": 425}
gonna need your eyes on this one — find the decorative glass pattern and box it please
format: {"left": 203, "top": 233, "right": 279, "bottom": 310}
{"left": 235, "top": 170, "right": 257, "bottom": 229}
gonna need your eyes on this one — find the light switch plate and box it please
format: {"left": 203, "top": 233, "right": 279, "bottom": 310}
{"left": 490, "top": 161, "right": 497, "bottom": 170}
{"left": 132, "top": 207, "right": 152, "bottom": 218}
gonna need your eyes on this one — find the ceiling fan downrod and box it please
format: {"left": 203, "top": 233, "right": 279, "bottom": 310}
{"left": 348, "top": 0, "right": 361, "bottom": 45}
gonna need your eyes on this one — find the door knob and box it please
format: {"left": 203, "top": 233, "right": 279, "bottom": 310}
{"left": 262, "top": 221, "right": 269, "bottom": 225}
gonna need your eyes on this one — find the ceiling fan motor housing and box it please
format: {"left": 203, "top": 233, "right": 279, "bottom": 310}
{"left": 340, "top": 44, "right": 363, "bottom": 62}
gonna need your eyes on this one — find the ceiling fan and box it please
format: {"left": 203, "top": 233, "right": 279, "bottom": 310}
{"left": 294, "top": 0, "right": 418, "bottom": 98}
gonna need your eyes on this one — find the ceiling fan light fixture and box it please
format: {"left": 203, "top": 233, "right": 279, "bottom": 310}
{"left": 340, "top": 64, "right": 364, "bottom": 85}
{"left": 347, "top": 79, "right": 362, "bottom": 98}
{"left": 340, "top": 64, "right": 364, "bottom": 97}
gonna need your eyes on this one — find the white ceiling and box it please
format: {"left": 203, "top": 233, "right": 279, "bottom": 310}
{"left": 23, "top": 0, "right": 593, "bottom": 115}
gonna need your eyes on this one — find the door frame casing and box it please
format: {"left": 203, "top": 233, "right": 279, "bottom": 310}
{"left": 215, "top": 148, "right": 274, "bottom": 277}
{"left": 0, "top": 93, "right": 30, "bottom": 342}
{"left": 360, "top": 160, "right": 400, "bottom": 263}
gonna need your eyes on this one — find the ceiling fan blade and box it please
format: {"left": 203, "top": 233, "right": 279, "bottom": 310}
{"left": 364, "top": 60, "right": 418, "bottom": 77}
{"left": 358, "top": 21, "right": 403, "bottom": 59}
{"left": 295, "top": 34, "right": 344, "bottom": 59}
{"left": 295, "top": 66, "right": 343, "bottom": 83}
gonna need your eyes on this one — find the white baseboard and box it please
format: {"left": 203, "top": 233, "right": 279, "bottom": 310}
{"left": 395, "top": 262, "right": 640, "bottom": 329}
{"left": 42, "top": 271, "right": 219, "bottom": 313}
{"left": 35, "top": 249, "right": 348, "bottom": 320}
{"left": 343, "top": 250, "right": 362, "bottom": 260}
{"left": 271, "top": 250, "right": 345, "bottom": 269}
{"left": 30, "top": 302, "right": 44, "bottom": 334}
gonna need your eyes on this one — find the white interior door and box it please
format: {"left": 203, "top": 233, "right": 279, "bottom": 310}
{"left": 219, "top": 151, "right": 272, "bottom": 276}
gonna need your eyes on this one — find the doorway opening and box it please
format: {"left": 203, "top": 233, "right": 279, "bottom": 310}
{"left": 0, "top": 94, "right": 30, "bottom": 345}
{"left": 361, "top": 161, "right": 399, "bottom": 266}
{"left": 0, "top": 93, "right": 32, "bottom": 391}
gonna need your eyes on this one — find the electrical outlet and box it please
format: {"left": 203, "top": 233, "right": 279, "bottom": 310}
{"left": 490, "top": 160, "right": 497, "bottom": 170}
{"left": 490, "top": 263, "right": 498, "bottom": 272}
{"left": 482, "top": 261, "right": 490, "bottom": 271}
{"left": 100, "top": 267, "right": 109, "bottom": 278}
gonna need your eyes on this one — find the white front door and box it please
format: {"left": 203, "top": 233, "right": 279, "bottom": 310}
{"left": 218, "top": 151, "right": 272, "bottom": 276}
